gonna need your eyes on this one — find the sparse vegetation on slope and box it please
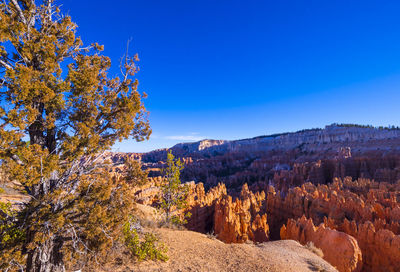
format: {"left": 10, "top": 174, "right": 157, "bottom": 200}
{"left": 123, "top": 216, "right": 168, "bottom": 262}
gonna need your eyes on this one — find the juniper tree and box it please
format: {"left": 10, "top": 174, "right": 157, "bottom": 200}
{"left": 0, "top": 0, "right": 151, "bottom": 271}
{"left": 160, "top": 151, "right": 190, "bottom": 224}
{"left": 123, "top": 156, "right": 149, "bottom": 187}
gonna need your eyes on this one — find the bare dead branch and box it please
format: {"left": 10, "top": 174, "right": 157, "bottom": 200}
{"left": 0, "top": 59, "right": 13, "bottom": 70}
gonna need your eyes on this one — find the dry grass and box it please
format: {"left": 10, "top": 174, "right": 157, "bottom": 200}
{"left": 305, "top": 241, "right": 324, "bottom": 258}
{"left": 206, "top": 230, "right": 217, "bottom": 240}
{"left": 139, "top": 217, "right": 159, "bottom": 228}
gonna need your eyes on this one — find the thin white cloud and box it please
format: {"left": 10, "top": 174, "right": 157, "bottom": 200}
{"left": 149, "top": 133, "right": 160, "bottom": 139}
{"left": 165, "top": 135, "right": 207, "bottom": 141}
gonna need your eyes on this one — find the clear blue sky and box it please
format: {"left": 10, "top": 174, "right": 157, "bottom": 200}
{"left": 60, "top": 0, "right": 400, "bottom": 152}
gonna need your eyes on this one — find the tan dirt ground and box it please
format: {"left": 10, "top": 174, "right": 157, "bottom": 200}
{"left": 103, "top": 227, "right": 337, "bottom": 272}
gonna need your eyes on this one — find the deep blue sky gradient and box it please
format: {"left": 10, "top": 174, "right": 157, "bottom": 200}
{"left": 60, "top": 0, "right": 400, "bottom": 152}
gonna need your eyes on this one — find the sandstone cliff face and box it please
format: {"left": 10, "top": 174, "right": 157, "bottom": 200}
{"left": 281, "top": 216, "right": 362, "bottom": 272}
{"left": 177, "top": 150, "right": 400, "bottom": 195}
{"left": 267, "top": 177, "right": 400, "bottom": 272}
{"left": 213, "top": 184, "right": 269, "bottom": 243}
{"left": 325, "top": 219, "right": 400, "bottom": 272}
{"left": 166, "top": 125, "right": 400, "bottom": 156}
{"left": 185, "top": 182, "right": 227, "bottom": 233}
{"left": 185, "top": 183, "right": 269, "bottom": 243}
{"left": 266, "top": 178, "right": 400, "bottom": 237}
{"left": 174, "top": 139, "right": 227, "bottom": 153}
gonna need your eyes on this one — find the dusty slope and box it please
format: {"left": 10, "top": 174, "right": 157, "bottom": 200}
{"left": 105, "top": 227, "right": 337, "bottom": 272}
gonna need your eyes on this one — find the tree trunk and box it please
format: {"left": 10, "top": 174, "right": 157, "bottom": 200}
{"left": 28, "top": 102, "right": 46, "bottom": 147}
{"left": 26, "top": 236, "right": 65, "bottom": 272}
{"left": 27, "top": 103, "right": 63, "bottom": 271}
{"left": 46, "top": 128, "right": 57, "bottom": 154}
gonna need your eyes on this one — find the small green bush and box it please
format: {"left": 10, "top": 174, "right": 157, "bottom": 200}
{"left": 171, "top": 212, "right": 192, "bottom": 226}
{"left": 123, "top": 217, "right": 168, "bottom": 262}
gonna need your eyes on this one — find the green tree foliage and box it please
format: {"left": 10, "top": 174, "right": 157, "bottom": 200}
{"left": 160, "top": 151, "right": 191, "bottom": 225}
{"left": 0, "top": 202, "right": 25, "bottom": 270}
{"left": 122, "top": 216, "right": 168, "bottom": 262}
{"left": 0, "top": 0, "right": 151, "bottom": 271}
{"left": 123, "top": 156, "right": 149, "bottom": 187}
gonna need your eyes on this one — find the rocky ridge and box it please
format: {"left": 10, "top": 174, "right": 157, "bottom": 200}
{"left": 128, "top": 125, "right": 400, "bottom": 196}
{"left": 164, "top": 125, "right": 400, "bottom": 156}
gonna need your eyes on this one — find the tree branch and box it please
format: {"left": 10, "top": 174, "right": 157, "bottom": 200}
{"left": 10, "top": 0, "right": 27, "bottom": 25}
{"left": 0, "top": 59, "right": 13, "bottom": 70}
{"left": 0, "top": 78, "right": 10, "bottom": 88}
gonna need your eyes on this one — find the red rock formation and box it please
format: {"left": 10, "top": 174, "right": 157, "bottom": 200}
{"left": 184, "top": 183, "right": 270, "bottom": 243}
{"left": 184, "top": 175, "right": 400, "bottom": 271}
{"left": 267, "top": 178, "right": 400, "bottom": 237}
{"left": 134, "top": 185, "right": 161, "bottom": 205}
{"left": 107, "top": 150, "right": 400, "bottom": 271}
{"left": 213, "top": 184, "right": 269, "bottom": 243}
{"left": 185, "top": 182, "right": 227, "bottom": 233}
{"left": 267, "top": 177, "right": 400, "bottom": 272}
{"left": 322, "top": 219, "right": 400, "bottom": 272}
{"left": 281, "top": 216, "right": 362, "bottom": 272}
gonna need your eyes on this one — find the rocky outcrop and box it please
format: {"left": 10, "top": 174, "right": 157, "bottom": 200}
{"left": 185, "top": 182, "right": 227, "bottom": 233}
{"left": 324, "top": 219, "right": 400, "bottom": 272}
{"left": 185, "top": 183, "right": 270, "bottom": 243}
{"left": 266, "top": 178, "right": 400, "bottom": 237}
{"left": 174, "top": 139, "right": 227, "bottom": 153}
{"left": 177, "top": 148, "right": 400, "bottom": 195}
{"left": 281, "top": 216, "right": 362, "bottom": 272}
{"left": 213, "top": 184, "right": 269, "bottom": 243}
{"left": 267, "top": 177, "right": 400, "bottom": 272}
{"left": 127, "top": 174, "right": 399, "bottom": 272}
{"left": 109, "top": 154, "right": 398, "bottom": 271}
